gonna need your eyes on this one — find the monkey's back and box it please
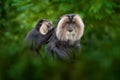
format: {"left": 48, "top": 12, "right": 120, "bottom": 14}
{"left": 24, "top": 29, "right": 42, "bottom": 50}
{"left": 24, "top": 28, "right": 55, "bottom": 51}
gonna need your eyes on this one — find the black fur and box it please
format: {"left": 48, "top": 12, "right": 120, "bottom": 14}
{"left": 46, "top": 32, "right": 80, "bottom": 59}
{"left": 24, "top": 19, "right": 54, "bottom": 56}
{"left": 46, "top": 14, "right": 81, "bottom": 59}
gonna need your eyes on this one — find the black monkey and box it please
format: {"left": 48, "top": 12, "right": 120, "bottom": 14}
{"left": 24, "top": 19, "right": 54, "bottom": 56}
{"left": 46, "top": 14, "right": 84, "bottom": 59}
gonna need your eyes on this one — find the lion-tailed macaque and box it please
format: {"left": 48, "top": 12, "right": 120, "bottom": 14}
{"left": 46, "top": 14, "right": 84, "bottom": 59}
{"left": 24, "top": 19, "right": 54, "bottom": 56}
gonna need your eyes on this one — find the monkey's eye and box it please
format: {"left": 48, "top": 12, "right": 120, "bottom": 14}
{"left": 47, "top": 24, "right": 52, "bottom": 29}
{"left": 46, "top": 25, "right": 50, "bottom": 28}
{"left": 72, "top": 21, "right": 75, "bottom": 23}
{"left": 66, "top": 22, "right": 70, "bottom": 24}
{"left": 47, "top": 23, "right": 52, "bottom": 26}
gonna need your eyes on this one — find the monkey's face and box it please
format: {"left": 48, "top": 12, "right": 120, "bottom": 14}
{"left": 39, "top": 20, "right": 52, "bottom": 35}
{"left": 56, "top": 14, "right": 84, "bottom": 43}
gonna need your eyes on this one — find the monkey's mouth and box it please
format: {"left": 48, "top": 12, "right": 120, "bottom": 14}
{"left": 68, "top": 29, "right": 73, "bottom": 32}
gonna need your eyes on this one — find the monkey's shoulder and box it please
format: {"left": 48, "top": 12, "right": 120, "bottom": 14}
{"left": 30, "top": 29, "right": 41, "bottom": 37}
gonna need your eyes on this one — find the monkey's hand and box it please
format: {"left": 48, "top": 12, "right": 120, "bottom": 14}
{"left": 73, "top": 41, "right": 81, "bottom": 55}
{"left": 52, "top": 47, "right": 69, "bottom": 59}
{"left": 46, "top": 42, "right": 68, "bottom": 59}
{"left": 75, "top": 43, "right": 80, "bottom": 49}
{"left": 47, "top": 42, "right": 56, "bottom": 50}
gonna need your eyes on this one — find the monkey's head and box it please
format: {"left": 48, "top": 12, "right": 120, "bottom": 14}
{"left": 56, "top": 14, "right": 84, "bottom": 44}
{"left": 36, "top": 19, "right": 53, "bottom": 35}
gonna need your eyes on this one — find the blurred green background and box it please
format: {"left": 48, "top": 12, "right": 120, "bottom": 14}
{"left": 0, "top": 0, "right": 120, "bottom": 80}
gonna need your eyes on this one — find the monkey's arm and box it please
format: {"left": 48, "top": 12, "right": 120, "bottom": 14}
{"left": 46, "top": 41, "right": 68, "bottom": 59}
{"left": 74, "top": 41, "right": 81, "bottom": 49}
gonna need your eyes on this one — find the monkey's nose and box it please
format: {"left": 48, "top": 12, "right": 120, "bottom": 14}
{"left": 68, "top": 25, "right": 73, "bottom": 32}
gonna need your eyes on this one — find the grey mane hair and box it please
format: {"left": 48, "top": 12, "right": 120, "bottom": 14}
{"left": 56, "top": 14, "right": 84, "bottom": 44}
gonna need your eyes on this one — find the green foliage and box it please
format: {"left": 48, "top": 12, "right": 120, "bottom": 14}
{"left": 0, "top": 0, "right": 120, "bottom": 80}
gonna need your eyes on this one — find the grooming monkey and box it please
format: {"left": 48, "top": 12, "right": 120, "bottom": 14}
{"left": 24, "top": 19, "right": 54, "bottom": 56}
{"left": 46, "top": 14, "right": 84, "bottom": 59}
